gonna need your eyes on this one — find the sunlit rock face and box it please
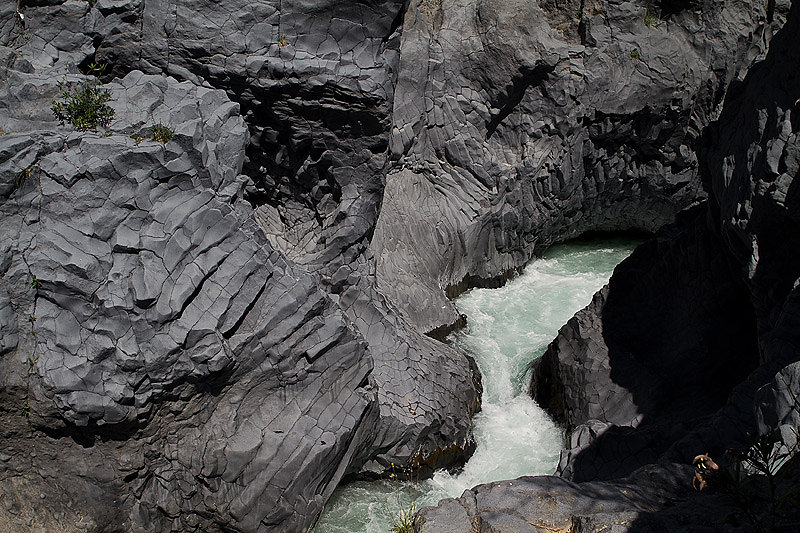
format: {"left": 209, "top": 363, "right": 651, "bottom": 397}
{"left": 0, "top": 0, "right": 790, "bottom": 531}
{"left": 371, "top": 0, "right": 778, "bottom": 335}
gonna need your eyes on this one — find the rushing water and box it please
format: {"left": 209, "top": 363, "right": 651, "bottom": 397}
{"left": 313, "top": 237, "right": 642, "bottom": 533}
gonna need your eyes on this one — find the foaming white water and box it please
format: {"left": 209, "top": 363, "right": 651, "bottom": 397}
{"left": 313, "top": 238, "right": 641, "bottom": 533}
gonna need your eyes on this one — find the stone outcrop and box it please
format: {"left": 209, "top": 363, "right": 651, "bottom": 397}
{"left": 0, "top": 68, "right": 382, "bottom": 532}
{"left": 372, "top": 0, "right": 778, "bottom": 334}
{"left": 419, "top": 1, "right": 800, "bottom": 530}
{"left": 532, "top": 206, "right": 759, "bottom": 481}
{"left": 1, "top": 2, "right": 481, "bottom": 531}
{"left": 0, "top": 0, "right": 793, "bottom": 532}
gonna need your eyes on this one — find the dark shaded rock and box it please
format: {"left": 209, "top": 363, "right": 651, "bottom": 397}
{"left": 421, "top": 1, "right": 799, "bottom": 530}
{"left": 527, "top": 0, "right": 800, "bottom": 486}
{"left": 416, "top": 463, "right": 755, "bottom": 532}
{"left": 532, "top": 207, "right": 759, "bottom": 480}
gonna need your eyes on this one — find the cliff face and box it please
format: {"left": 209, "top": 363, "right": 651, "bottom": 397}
{"left": 0, "top": 0, "right": 789, "bottom": 531}
{"left": 419, "top": 1, "right": 800, "bottom": 530}
{"left": 372, "top": 0, "right": 776, "bottom": 334}
{"left": 533, "top": 0, "right": 800, "bottom": 482}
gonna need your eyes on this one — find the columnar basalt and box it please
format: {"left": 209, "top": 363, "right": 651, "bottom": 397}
{"left": 0, "top": 0, "right": 794, "bottom": 531}
{"left": 420, "top": 2, "right": 800, "bottom": 530}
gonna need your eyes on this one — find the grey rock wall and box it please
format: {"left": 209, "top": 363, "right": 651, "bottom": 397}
{"left": 0, "top": 0, "right": 793, "bottom": 531}
{"left": 372, "top": 0, "right": 778, "bottom": 334}
{"left": 1, "top": 2, "right": 481, "bottom": 531}
{"left": 418, "top": 1, "right": 800, "bottom": 530}
{"left": 0, "top": 67, "right": 382, "bottom": 532}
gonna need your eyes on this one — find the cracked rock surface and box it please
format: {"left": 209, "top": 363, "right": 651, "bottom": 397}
{"left": 0, "top": 0, "right": 795, "bottom": 531}
{"left": 0, "top": 68, "right": 383, "bottom": 532}
{"left": 372, "top": 0, "right": 779, "bottom": 334}
{"left": 1, "top": 2, "right": 481, "bottom": 531}
{"left": 420, "top": 1, "right": 800, "bottom": 530}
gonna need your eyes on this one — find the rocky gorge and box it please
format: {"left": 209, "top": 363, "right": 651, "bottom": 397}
{"left": 0, "top": 0, "right": 798, "bottom": 531}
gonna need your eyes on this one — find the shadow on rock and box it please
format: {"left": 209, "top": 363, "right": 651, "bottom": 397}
{"left": 533, "top": 206, "right": 760, "bottom": 482}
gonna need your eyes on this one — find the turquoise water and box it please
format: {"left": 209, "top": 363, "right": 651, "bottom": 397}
{"left": 313, "top": 237, "right": 642, "bottom": 532}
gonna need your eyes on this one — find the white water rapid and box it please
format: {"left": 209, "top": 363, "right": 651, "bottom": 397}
{"left": 313, "top": 237, "right": 642, "bottom": 532}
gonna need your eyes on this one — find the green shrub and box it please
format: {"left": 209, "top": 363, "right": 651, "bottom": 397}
{"left": 151, "top": 123, "right": 175, "bottom": 144}
{"left": 390, "top": 504, "right": 416, "bottom": 533}
{"left": 630, "top": 49, "right": 641, "bottom": 60}
{"left": 51, "top": 79, "right": 115, "bottom": 131}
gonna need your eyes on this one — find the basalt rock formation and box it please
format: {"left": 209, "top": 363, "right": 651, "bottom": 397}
{"left": 0, "top": 0, "right": 791, "bottom": 532}
{"left": 420, "top": 0, "right": 800, "bottom": 530}
{"left": 372, "top": 0, "right": 778, "bottom": 334}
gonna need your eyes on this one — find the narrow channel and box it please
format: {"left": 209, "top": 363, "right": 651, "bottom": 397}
{"left": 313, "top": 237, "right": 642, "bottom": 532}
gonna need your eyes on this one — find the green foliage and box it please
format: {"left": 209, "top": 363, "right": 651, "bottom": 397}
{"left": 723, "top": 428, "right": 800, "bottom": 531}
{"left": 630, "top": 49, "right": 641, "bottom": 60}
{"left": 84, "top": 61, "right": 106, "bottom": 76}
{"left": 277, "top": 35, "right": 289, "bottom": 47}
{"left": 644, "top": 2, "right": 662, "bottom": 27}
{"left": 30, "top": 275, "right": 41, "bottom": 289}
{"left": 14, "top": 166, "right": 31, "bottom": 191}
{"left": 390, "top": 503, "right": 416, "bottom": 533}
{"left": 151, "top": 123, "right": 174, "bottom": 144}
{"left": 51, "top": 78, "right": 115, "bottom": 131}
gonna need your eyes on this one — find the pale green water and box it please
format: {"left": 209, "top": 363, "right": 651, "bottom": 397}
{"left": 313, "top": 237, "right": 641, "bottom": 533}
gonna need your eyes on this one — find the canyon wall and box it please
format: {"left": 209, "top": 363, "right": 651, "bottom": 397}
{"left": 0, "top": 0, "right": 790, "bottom": 531}
{"left": 420, "top": 1, "right": 800, "bottom": 530}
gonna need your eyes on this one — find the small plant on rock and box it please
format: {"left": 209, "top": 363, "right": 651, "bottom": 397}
{"left": 51, "top": 78, "right": 115, "bottom": 131}
{"left": 151, "top": 123, "right": 174, "bottom": 144}
{"left": 390, "top": 503, "right": 416, "bottom": 533}
{"left": 644, "top": 2, "right": 662, "bottom": 27}
{"left": 693, "top": 374, "right": 800, "bottom": 531}
{"left": 630, "top": 48, "right": 641, "bottom": 61}
{"left": 14, "top": 166, "right": 31, "bottom": 192}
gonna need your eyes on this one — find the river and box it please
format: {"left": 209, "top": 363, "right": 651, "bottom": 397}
{"left": 314, "top": 237, "right": 642, "bottom": 532}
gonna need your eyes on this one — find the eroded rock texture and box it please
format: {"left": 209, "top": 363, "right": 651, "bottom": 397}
{"left": 1, "top": 2, "right": 480, "bottom": 531}
{"left": 0, "top": 0, "right": 793, "bottom": 531}
{"left": 419, "top": 1, "right": 799, "bottom": 530}
{"left": 0, "top": 68, "right": 382, "bottom": 532}
{"left": 372, "top": 0, "right": 778, "bottom": 334}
